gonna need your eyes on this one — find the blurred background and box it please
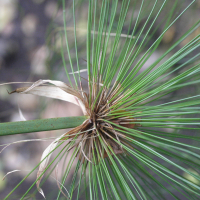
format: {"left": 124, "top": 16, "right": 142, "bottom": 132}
{"left": 0, "top": 0, "right": 200, "bottom": 199}
{"left": 0, "top": 0, "right": 83, "bottom": 199}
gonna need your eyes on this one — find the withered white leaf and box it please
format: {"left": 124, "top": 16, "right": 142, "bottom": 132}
{"left": 36, "top": 133, "right": 65, "bottom": 199}
{"left": 16, "top": 79, "right": 87, "bottom": 115}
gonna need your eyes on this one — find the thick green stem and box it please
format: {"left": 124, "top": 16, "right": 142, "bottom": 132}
{"left": 0, "top": 116, "right": 87, "bottom": 136}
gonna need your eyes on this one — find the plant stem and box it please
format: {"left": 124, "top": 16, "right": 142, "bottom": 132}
{"left": 0, "top": 116, "right": 87, "bottom": 136}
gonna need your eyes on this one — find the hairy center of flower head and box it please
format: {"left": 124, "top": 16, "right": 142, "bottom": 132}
{"left": 74, "top": 86, "right": 139, "bottom": 162}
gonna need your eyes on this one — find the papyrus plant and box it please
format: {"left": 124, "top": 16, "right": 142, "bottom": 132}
{"left": 1, "top": 0, "right": 200, "bottom": 199}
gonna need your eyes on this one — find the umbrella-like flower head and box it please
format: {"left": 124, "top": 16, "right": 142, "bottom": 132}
{"left": 12, "top": 75, "right": 141, "bottom": 197}
{"left": 3, "top": 0, "right": 200, "bottom": 199}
